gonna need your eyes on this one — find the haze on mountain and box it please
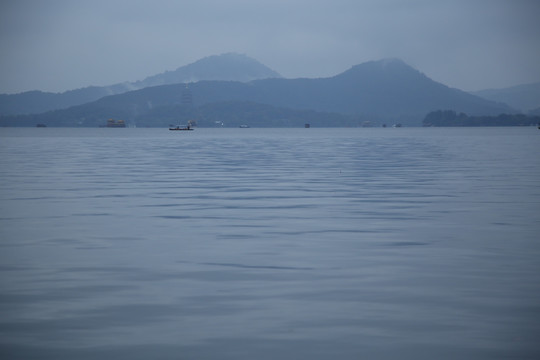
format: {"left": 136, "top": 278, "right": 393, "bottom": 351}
{"left": 0, "top": 53, "right": 281, "bottom": 116}
{"left": 471, "top": 82, "right": 540, "bottom": 113}
{"left": 1, "top": 58, "right": 515, "bottom": 128}
{"left": 134, "top": 53, "right": 281, "bottom": 88}
{"left": 2, "top": 1, "right": 539, "bottom": 95}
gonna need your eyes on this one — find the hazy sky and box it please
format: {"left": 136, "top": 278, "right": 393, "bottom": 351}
{"left": 1, "top": 0, "right": 539, "bottom": 94}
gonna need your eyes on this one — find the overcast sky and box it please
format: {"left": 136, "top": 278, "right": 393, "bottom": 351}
{"left": 1, "top": 0, "right": 539, "bottom": 94}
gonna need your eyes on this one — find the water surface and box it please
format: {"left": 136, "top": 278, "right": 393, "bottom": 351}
{"left": 1, "top": 127, "right": 539, "bottom": 359}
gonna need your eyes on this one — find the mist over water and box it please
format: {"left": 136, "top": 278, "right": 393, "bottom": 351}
{"left": 1, "top": 127, "right": 539, "bottom": 359}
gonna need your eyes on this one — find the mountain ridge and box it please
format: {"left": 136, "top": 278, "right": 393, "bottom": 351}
{"left": 0, "top": 53, "right": 281, "bottom": 115}
{"left": 134, "top": 53, "right": 282, "bottom": 87}
{"left": 1, "top": 58, "right": 516, "bottom": 127}
{"left": 471, "top": 82, "right": 540, "bottom": 112}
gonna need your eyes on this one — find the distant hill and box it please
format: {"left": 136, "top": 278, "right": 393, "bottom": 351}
{"left": 230, "top": 59, "right": 514, "bottom": 120}
{"left": 0, "top": 53, "right": 281, "bottom": 115}
{"left": 185, "top": 58, "right": 515, "bottom": 124}
{"left": 0, "top": 100, "right": 366, "bottom": 128}
{"left": 134, "top": 53, "right": 281, "bottom": 87}
{"left": 472, "top": 82, "right": 540, "bottom": 112}
{"left": 529, "top": 107, "right": 540, "bottom": 116}
{"left": 1, "top": 59, "right": 517, "bottom": 127}
{"left": 0, "top": 87, "right": 114, "bottom": 116}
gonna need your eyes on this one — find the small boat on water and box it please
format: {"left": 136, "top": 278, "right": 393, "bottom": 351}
{"left": 105, "top": 119, "right": 126, "bottom": 128}
{"left": 169, "top": 125, "right": 193, "bottom": 131}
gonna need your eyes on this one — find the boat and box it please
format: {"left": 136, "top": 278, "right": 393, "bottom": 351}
{"left": 169, "top": 125, "right": 193, "bottom": 131}
{"left": 104, "top": 119, "right": 126, "bottom": 128}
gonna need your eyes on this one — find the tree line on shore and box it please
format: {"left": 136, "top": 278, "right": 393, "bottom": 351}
{"left": 423, "top": 110, "right": 539, "bottom": 127}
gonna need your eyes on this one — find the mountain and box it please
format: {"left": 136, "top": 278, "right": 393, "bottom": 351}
{"left": 0, "top": 53, "right": 281, "bottom": 116}
{"left": 134, "top": 53, "right": 281, "bottom": 87}
{"left": 183, "top": 58, "right": 515, "bottom": 123}
{"left": 230, "top": 58, "right": 514, "bottom": 119}
{"left": 529, "top": 107, "right": 540, "bottom": 116}
{"left": 0, "top": 87, "right": 115, "bottom": 116}
{"left": 471, "top": 82, "right": 540, "bottom": 112}
{"left": 0, "top": 100, "right": 365, "bottom": 128}
{"left": 1, "top": 59, "right": 516, "bottom": 127}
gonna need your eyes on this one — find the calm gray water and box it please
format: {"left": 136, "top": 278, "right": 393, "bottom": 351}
{"left": 1, "top": 127, "right": 539, "bottom": 359}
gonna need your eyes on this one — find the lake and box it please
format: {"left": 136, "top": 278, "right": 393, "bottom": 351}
{"left": 1, "top": 127, "right": 539, "bottom": 359}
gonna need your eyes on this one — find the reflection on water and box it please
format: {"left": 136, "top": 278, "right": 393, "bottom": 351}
{"left": 1, "top": 127, "right": 539, "bottom": 359}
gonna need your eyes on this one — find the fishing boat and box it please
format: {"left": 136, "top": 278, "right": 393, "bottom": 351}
{"left": 105, "top": 119, "right": 126, "bottom": 128}
{"left": 169, "top": 125, "right": 193, "bottom": 131}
